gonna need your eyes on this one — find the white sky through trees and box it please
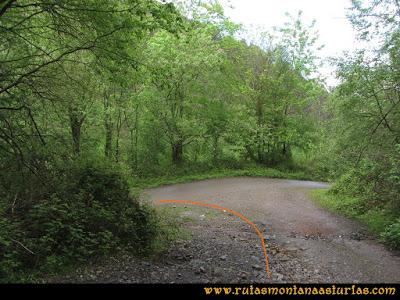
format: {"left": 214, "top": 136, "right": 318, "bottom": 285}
{"left": 219, "top": 0, "right": 359, "bottom": 86}
{"left": 165, "top": 0, "right": 361, "bottom": 86}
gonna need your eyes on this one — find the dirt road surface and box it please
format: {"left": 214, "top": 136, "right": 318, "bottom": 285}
{"left": 52, "top": 177, "right": 400, "bottom": 283}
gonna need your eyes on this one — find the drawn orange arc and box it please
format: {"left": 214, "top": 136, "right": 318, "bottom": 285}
{"left": 156, "top": 199, "right": 271, "bottom": 279}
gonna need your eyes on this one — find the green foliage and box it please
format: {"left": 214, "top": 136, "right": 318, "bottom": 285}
{"left": 309, "top": 0, "right": 400, "bottom": 251}
{"left": 5, "top": 0, "right": 400, "bottom": 282}
{"left": 0, "top": 161, "right": 159, "bottom": 282}
{"left": 328, "top": 148, "right": 400, "bottom": 213}
{"left": 311, "top": 189, "right": 362, "bottom": 218}
{"left": 0, "top": 213, "right": 25, "bottom": 281}
{"left": 0, "top": 0, "right": 331, "bottom": 280}
{"left": 381, "top": 219, "right": 400, "bottom": 249}
{"left": 311, "top": 189, "right": 400, "bottom": 249}
{"left": 275, "top": 10, "right": 324, "bottom": 77}
{"left": 358, "top": 209, "right": 392, "bottom": 234}
{"left": 152, "top": 206, "right": 192, "bottom": 253}
{"left": 133, "top": 164, "right": 311, "bottom": 189}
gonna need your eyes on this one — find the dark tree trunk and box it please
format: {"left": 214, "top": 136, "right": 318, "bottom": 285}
{"left": 256, "top": 97, "right": 264, "bottom": 164}
{"left": 104, "top": 92, "right": 113, "bottom": 159}
{"left": 282, "top": 143, "right": 292, "bottom": 158}
{"left": 104, "top": 121, "right": 112, "bottom": 158}
{"left": 134, "top": 107, "right": 139, "bottom": 169}
{"left": 115, "top": 111, "right": 122, "bottom": 163}
{"left": 71, "top": 123, "right": 81, "bottom": 155}
{"left": 69, "top": 110, "right": 83, "bottom": 156}
{"left": 172, "top": 141, "right": 183, "bottom": 164}
{"left": 115, "top": 132, "right": 119, "bottom": 162}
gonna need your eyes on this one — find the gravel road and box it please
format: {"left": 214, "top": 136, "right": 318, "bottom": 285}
{"left": 51, "top": 177, "right": 400, "bottom": 283}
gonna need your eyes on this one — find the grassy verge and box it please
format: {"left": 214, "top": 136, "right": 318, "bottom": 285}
{"left": 132, "top": 166, "right": 314, "bottom": 189}
{"left": 310, "top": 189, "right": 400, "bottom": 248}
{"left": 151, "top": 206, "right": 194, "bottom": 254}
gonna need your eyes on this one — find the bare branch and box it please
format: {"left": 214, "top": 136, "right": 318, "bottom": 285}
{"left": 10, "top": 238, "right": 36, "bottom": 255}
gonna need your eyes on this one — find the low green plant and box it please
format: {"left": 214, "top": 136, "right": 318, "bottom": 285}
{"left": 151, "top": 206, "right": 192, "bottom": 254}
{"left": 311, "top": 189, "right": 400, "bottom": 249}
{"left": 381, "top": 219, "right": 400, "bottom": 249}
{"left": 0, "top": 160, "right": 159, "bottom": 282}
{"left": 133, "top": 165, "right": 312, "bottom": 189}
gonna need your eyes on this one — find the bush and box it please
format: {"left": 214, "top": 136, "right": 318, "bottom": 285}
{"left": 0, "top": 160, "right": 159, "bottom": 282}
{"left": 0, "top": 214, "right": 25, "bottom": 281}
{"left": 311, "top": 189, "right": 400, "bottom": 250}
{"left": 381, "top": 219, "right": 400, "bottom": 249}
{"left": 331, "top": 151, "right": 400, "bottom": 213}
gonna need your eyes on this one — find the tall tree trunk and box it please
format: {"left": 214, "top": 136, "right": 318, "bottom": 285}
{"left": 282, "top": 142, "right": 292, "bottom": 158}
{"left": 128, "top": 105, "right": 140, "bottom": 170}
{"left": 115, "top": 133, "right": 120, "bottom": 162}
{"left": 69, "top": 108, "right": 83, "bottom": 156}
{"left": 104, "top": 120, "right": 112, "bottom": 159}
{"left": 281, "top": 104, "right": 291, "bottom": 160}
{"left": 104, "top": 92, "right": 113, "bottom": 159}
{"left": 256, "top": 97, "right": 264, "bottom": 163}
{"left": 172, "top": 141, "right": 183, "bottom": 164}
{"left": 70, "top": 118, "right": 81, "bottom": 156}
{"left": 115, "top": 110, "right": 122, "bottom": 163}
{"left": 131, "top": 103, "right": 139, "bottom": 170}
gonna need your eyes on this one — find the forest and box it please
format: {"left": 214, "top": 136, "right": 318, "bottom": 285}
{"left": 0, "top": 0, "right": 399, "bottom": 282}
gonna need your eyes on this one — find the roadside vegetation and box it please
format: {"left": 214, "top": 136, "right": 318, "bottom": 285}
{"left": 1, "top": 0, "right": 399, "bottom": 282}
{"left": 311, "top": 189, "right": 400, "bottom": 249}
{"left": 133, "top": 164, "right": 313, "bottom": 189}
{"left": 309, "top": 0, "right": 400, "bottom": 251}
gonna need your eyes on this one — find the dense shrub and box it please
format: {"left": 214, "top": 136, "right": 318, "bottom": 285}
{"left": 325, "top": 149, "right": 400, "bottom": 249}
{"left": 381, "top": 219, "right": 400, "bottom": 249}
{"left": 0, "top": 213, "right": 26, "bottom": 281}
{"left": 0, "top": 160, "right": 158, "bottom": 282}
{"left": 331, "top": 153, "right": 400, "bottom": 213}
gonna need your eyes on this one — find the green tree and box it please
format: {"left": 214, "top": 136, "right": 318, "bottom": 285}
{"left": 144, "top": 22, "right": 223, "bottom": 164}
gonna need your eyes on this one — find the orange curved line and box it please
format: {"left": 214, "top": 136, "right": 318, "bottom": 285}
{"left": 156, "top": 199, "right": 271, "bottom": 279}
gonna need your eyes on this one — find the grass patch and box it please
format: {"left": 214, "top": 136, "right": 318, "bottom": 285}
{"left": 150, "top": 206, "right": 193, "bottom": 254}
{"left": 310, "top": 189, "right": 399, "bottom": 248}
{"left": 310, "top": 189, "right": 362, "bottom": 219}
{"left": 132, "top": 166, "right": 313, "bottom": 189}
